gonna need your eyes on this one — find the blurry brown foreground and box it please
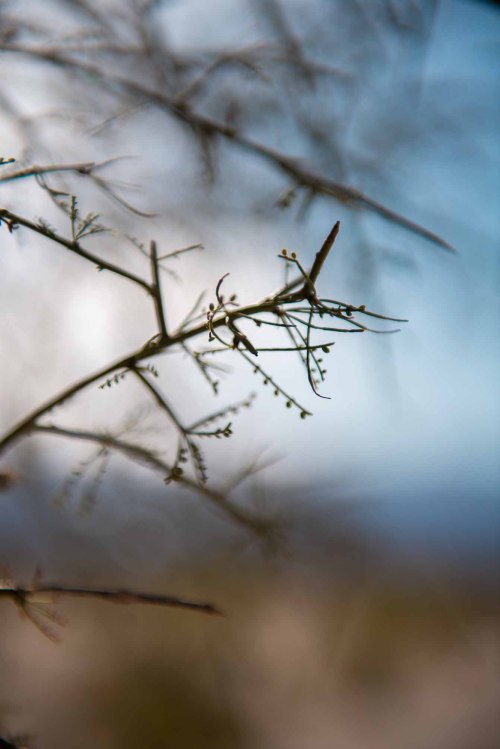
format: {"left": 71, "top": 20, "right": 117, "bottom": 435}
{"left": 1, "top": 493, "right": 498, "bottom": 749}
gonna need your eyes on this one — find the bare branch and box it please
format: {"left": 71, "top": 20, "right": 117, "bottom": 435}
{"left": 0, "top": 579, "right": 221, "bottom": 642}
{"left": 149, "top": 240, "right": 169, "bottom": 341}
{"left": 0, "top": 42, "right": 453, "bottom": 249}
{"left": 309, "top": 221, "right": 340, "bottom": 286}
{"left": 30, "top": 424, "right": 273, "bottom": 534}
{"left": 0, "top": 161, "right": 95, "bottom": 182}
{"left": 0, "top": 208, "right": 153, "bottom": 294}
{"left": 0, "top": 222, "right": 404, "bottom": 528}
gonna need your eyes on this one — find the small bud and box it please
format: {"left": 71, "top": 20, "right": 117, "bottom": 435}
{"left": 321, "top": 346, "right": 330, "bottom": 353}
{"left": 281, "top": 248, "right": 288, "bottom": 256}
{"left": 291, "top": 252, "right": 297, "bottom": 259}
{"left": 286, "top": 401, "right": 292, "bottom": 408}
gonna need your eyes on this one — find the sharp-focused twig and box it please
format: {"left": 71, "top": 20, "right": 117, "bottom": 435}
{"left": 309, "top": 221, "right": 341, "bottom": 285}
{"left": 0, "top": 207, "right": 153, "bottom": 294}
{"left": 149, "top": 240, "right": 169, "bottom": 341}
{"left": 0, "top": 221, "right": 399, "bottom": 459}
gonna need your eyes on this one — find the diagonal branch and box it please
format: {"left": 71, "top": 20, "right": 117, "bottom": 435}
{"left": 309, "top": 220, "right": 340, "bottom": 286}
{"left": 30, "top": 424, "right": 273, "bottom": 534}
{"left": 0, "top": 43, "right": 453, "bottom": 249}
{"left": 0, "top": 222, "right": 361, "bottom": 456}
{"left": 133, "top": 367, "right": 184, "bottom": 434}
{"left": 149, "top": 240, "right": 169, "bottom": 341}
{"left": 0, "top": 207, "right": 153, "bottom": 294}
{"left": 0, "top": 222, "right": 404, "bottom": 527}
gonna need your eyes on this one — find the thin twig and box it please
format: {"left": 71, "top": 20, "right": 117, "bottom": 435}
{"left": 0, "top": 581, "right": 221, "bottom": 618}
{"left": 309, "top": 221, "right": 340, "bottom": 285}
{"left": 0, "top": 161, "right": 95, "bottom": 182}
{"left": 149, "top": 240, "right": 169, "bottom": 341}
{"left": 0, "top": 208, "right": 153, "bottom": 294}
{"left": 31, "top": 424, "right": 272, "bottom": 533}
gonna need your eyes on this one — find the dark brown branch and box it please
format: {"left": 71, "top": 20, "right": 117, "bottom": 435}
{"left": 149, "top": 240, "right": 169, "bottom": 341}
{"left": 0, "top": 208, "right": 153, "bottom": 294}
{"left": 309, "top": 221, "right": 340, "bottom": 285}
{"left": 0, "top": 582, "right": 220, "bottom": 617}
{"left": 133, "top": 368, "right": 185, "bottom": 434}
{"left": 0, "top": 161, "right": 95, "bottom": 182}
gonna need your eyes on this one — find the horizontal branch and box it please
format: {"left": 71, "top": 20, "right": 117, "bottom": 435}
{"left": 0, "top": 582, "right": 220, "bottom": 615}
{"left": 200, "top": 342, "right": 335, "bottom": 354}
{"left": 0, "top": 160, "right": 96, "bottom": 183}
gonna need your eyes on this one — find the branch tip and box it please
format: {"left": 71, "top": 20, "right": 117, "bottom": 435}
{"left": 309, "top": 221, "right": 340, "bottom": 286}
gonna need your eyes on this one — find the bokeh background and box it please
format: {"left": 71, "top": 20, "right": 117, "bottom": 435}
{"left": 0, "top": 1, "right": 499, "bottom": 747}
